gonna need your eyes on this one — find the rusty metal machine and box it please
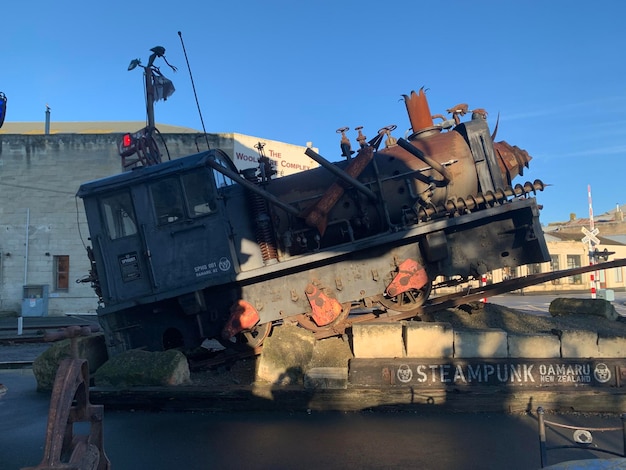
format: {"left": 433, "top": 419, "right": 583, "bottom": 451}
{"left": 23, "top": 326, "right": 110, "bottom": 470}
{"left": 77, "top": 88, "right": 550, "bottom": 356}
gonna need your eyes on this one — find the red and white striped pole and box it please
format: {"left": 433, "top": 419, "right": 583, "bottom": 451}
{"left": 588, "top": 185, "right": 596, "bottom": 299}
{"left": 480, "top": 274, "right": 487, "bottom": 303}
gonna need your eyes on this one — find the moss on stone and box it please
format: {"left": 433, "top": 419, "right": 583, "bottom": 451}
{"left": 257, "top": 324, "right": 315, "bottom": 384}
{"left": 93, "top": 349, "right": 190, "bottom": 387}
{"left": 550, "top": 298, "right": 618, "bottom": 320}
{"left": 33, "top": 334, "right": 107, "bottom": 392}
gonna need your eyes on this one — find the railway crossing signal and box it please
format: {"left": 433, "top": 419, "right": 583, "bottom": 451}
{"left": 581, "top": 226, "right": 600, "bottom": 246}
{"left": 583, "top": 185, "right": 600, "bottom": 298}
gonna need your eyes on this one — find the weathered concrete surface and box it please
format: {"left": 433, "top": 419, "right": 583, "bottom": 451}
{"left": 560, "top": 329, "right": 599, "bottom": 358}
{"left": 32, "top": 334, "right": 108, "bottom": 391}
{"left": 453, "top": 329, "right": 508, "bottom": 358}
{"left": 309, "top": 336, "right": 353, "bottom": 368}
{"left": 550, "top": 298, "right": 618, "bottom": 320}
{"left": 507, "top": 333, "right": 561, "bottom": 358}
{"left": 93, "top": 349, "right": 190, "bottom": 387}
{"left": 405, "top": 322, "right": 454, "bottom": 358}
{"left": 257, "top": 332, "right": 352, "bottom": 387}
{"left": 257, "top": 323, "right": 316, "bottom": 384}
{"left": 598, "top": 336, "right": 626, "bottom": 358}
{"left": 352, "top": 322, "right": 404, "bottom": 358}
{"left": 304, "top": 367, "right": 348, "bottom": 389}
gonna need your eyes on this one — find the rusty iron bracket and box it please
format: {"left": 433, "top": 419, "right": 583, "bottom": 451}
{"left": 305, "top": 283, "right": 343, "bottom": 327}
{"left": 221, "top": 299, "right": 261, "bottom": 339}
{"left": 385, "top": 258, "right": 429, "bottom": 297}
{"left": 23, "top": 326, "right": 110, "bottom": 470}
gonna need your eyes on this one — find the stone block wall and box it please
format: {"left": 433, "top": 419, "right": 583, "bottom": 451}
{"left": 352, "top": 321, "right": 625, "bottom": 359}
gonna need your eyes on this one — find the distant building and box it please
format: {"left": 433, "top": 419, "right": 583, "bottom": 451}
{"left": 530, "top": 205, "right": 626, "bottom": 293}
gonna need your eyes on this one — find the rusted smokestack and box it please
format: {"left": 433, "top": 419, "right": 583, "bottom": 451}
{"left": 403, "top": 88, "right": 435, "bottom": 135}
{"left": 44, "top": 105, "right": 50, "bottom": 135}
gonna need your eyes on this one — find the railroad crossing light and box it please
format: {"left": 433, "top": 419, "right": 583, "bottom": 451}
{"left": 119, "top": 132, "right": 136, "bottom": 157}
{"left": 593, "top": 248, "right": 614, "bottom": 261}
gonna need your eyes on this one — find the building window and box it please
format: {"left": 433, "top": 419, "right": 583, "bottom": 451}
{"left": 616, "top": 267, "right": 624, "bottom": 284}
{"left": 550, "top": 255, "right": 560, "bottom": 271}
{"left": 566, "top": 254, "right": 582, "bottom": 284}
{"left": 54, "top": 255, "right": 69, "bottom": 291}
{"left": 529, "top": 263, "right": 542, "bottom": 275}
{"left": 550, "top": 255, "right": 560, "bottom": 284}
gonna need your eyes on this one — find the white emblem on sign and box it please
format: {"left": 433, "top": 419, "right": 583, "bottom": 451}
{"left": 397, "top": 364, "right": 413, "bottom": 383}
{"left": 219, "top": 257, "right": 231, "bottom": 271}
{"left": 594, "top": 363, "right": 611, "bottom": 383}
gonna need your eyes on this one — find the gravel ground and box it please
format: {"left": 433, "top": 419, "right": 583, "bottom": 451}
{"left": 425, "top": 301, "right": 626, "bottom": 338}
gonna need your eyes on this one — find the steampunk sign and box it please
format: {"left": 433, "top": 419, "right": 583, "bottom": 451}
{"left": 349, "top": 359, "right": 626, "bottom": 388}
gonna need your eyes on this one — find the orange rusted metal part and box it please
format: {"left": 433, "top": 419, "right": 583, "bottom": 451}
{"left": 471, "top": 108, "right": 488, "bottom": 120}
{"left": 446, "top": 103, "right": 469, "bottom": 125}
{"left": 222, "top": 299, "right": 260, "bottom": 339}
{"left": 305, "top": 146, "right": 374, "bottom": 236}
{"left": 304, "top": 284, "right": 343, "bottom": 327}
{"left": 386, "top": 259, "right": 429, "bottom": 297}
{"left": 493, "top": 141, "right": 532, "bottom": 183}
{"left": 403, "top": 88, "right": 435, "bottom": 132}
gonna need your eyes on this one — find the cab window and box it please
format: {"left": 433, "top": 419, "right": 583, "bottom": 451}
{"left": 181, "top": 170, "right": 216, "bottom": 217}
{"left": 101, "top": 192, "right": 138, "bottom": 239}
{"left": 151, "top": 177, "right": 185, "bottom": 225}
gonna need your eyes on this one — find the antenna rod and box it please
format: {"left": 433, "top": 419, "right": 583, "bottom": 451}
{"left": 178, "top": 31, "right": 210, "bottom": 150}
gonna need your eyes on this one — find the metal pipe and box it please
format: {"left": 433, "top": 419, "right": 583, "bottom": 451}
{"left": 24, "top": 208, "right": 29, "bottom": 285}
{"left": 203, "top": 156, "right": 301, "bottom": 217}
{"left": 45, "top": 106, "right": 50, "bottom": 135}
{"left": 304, "top": 148, "right": 378, "bottom": 202}
{"left": 145, "top": 68, "right": 155, "bottom": 130}
{"left": 397, "top": 138, "right": 451, "bottom": 185}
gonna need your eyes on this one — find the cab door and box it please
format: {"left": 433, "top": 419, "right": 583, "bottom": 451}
{"left": 94, "top": 190, "right": 155, "bottom": 303}
{"left": 143, "top": 168, "right": 236, "bottom": 293}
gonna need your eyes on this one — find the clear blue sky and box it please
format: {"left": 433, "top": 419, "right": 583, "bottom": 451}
{"left": 4, "top": 0, "right": 625, "bottom": 225}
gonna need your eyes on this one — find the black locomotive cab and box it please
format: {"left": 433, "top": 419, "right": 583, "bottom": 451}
{"left": 77, "top": 151, "right": 239, "bottom": 316}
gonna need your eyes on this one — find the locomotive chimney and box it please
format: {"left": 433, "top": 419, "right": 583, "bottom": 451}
{"left": 403, "top": 88, "right": 436, "bottom": 138}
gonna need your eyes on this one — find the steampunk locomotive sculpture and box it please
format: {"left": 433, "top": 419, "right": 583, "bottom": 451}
{"left": 77, "top": 88, "right": 549, "bottom": 356}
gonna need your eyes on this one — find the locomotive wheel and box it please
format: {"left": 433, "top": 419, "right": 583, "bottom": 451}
{"left": 377, "top": 281, "right": 432, "bottom": 312}
{"left": 297, "top": 302, "right": 351, "bottom": 332}
{"left": 239, "top": 322, "right": 272, "bottom": 348}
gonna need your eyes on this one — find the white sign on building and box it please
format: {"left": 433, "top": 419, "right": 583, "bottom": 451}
{"left": 231, "top": 133, "right": 319, "bottom": 177}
